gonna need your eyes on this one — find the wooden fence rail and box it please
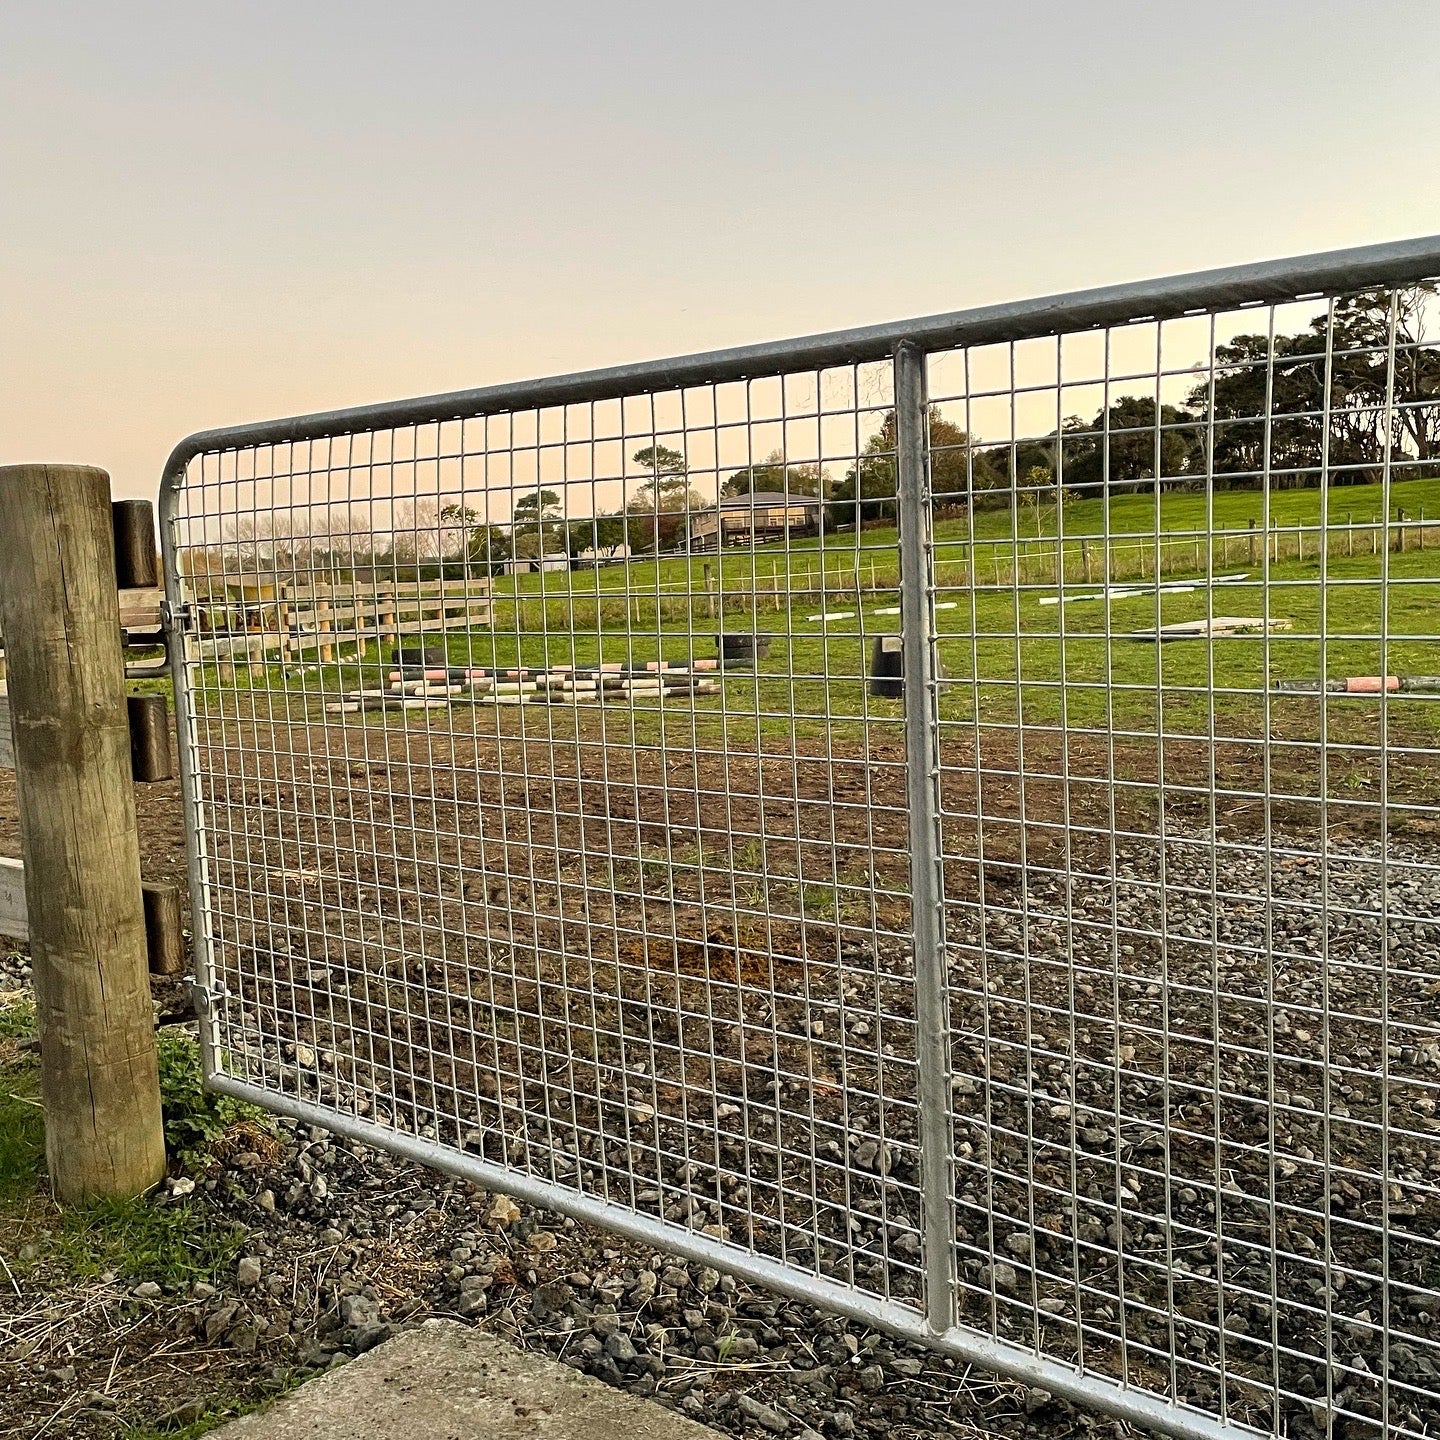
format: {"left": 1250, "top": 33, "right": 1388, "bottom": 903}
{"left": 188, "top": 577, "right": 492, "bottom": 671}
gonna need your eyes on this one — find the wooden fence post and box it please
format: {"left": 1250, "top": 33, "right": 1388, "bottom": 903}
{"left": 0, "top": 465, "right": 165, "bottom": 1201}
{"left": 317, "top": 597, "right": 334, "bottom": 663}
{"left": 127, "top": 694, "right": 173, "bottom": 782}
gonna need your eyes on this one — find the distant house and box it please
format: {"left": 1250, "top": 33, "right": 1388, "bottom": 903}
{"left": 504, "top": 551, "right": 569, "bottom": 575}
{"left": 573, "top": 543, "right": 633, "bottom": 568}
{"left": 688, "top": 492, "right": 823, "bottom": 551}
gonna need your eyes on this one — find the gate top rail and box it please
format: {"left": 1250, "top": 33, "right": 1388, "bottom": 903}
{"left": 161, "top": 234, "right": 1440, "bottom": 480}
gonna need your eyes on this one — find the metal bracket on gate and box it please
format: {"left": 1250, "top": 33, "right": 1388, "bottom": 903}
{"left": 124, "top": 598, "right": 184, "bottom": 681}
{"left": 158, "top": 598, "right": 188, "bottom": 633}
{"left": 186, "top": 978, "right": 230, "bottom": 1018}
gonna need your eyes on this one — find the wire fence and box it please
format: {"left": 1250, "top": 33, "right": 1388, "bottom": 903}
{"left": 162, "top": 237, "right": 1440, "bottom": 1440}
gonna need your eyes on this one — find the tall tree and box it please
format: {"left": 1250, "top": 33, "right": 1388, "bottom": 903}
{"left": 1060, "top": 397, "right": 1199, "bottom": 497}
{"left": 512, "top": 489, "right": 562, "bottom": 528}
{"left": 721, "top": 450, "right": 827, "bottom": 498}
{"left": 564, "top": 511, "right": 629, "bottom": 560}
{"left": 629, "top": 446, "right": 701, "bottom": 551}
{"left": 827, "top": 408, "right": 988, "bottom": 525}
{"left": 436, "top": 503, "right": 511, "bottom": 575}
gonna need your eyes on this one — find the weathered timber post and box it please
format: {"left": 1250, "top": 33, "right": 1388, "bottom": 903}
{"left": 111, "top": 500, "right": 160, "bottom": 589}
{"left": 126, "top": 694, "right": 173, "bottom": 782}
{"left": 0, "top": 464, "right": 165, "bottom": 1201}
{"left": 142, "top": 881, "right": 186, "bottom": 977}
{"left": 317, "top": 597, "right": 334, "bottom": 663}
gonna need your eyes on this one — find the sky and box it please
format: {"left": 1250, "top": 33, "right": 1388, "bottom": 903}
{"left": 3, "top": 0, "right": 1439, "bottom": 500}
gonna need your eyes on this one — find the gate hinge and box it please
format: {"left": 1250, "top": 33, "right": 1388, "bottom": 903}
{"left": 159, "top": 598, "right": 190, "bottom": 632}
{"left": 186, "top": 978, "right": 231, "bottom": 1017}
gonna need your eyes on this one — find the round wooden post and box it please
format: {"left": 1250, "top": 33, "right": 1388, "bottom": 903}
{"left": 0, "top": 465, "right": 165, "bottom": 1201}
{"left": 142, "top": 881, "right": 186, "bottom": 977}
{"left": 126, "top": 693, "right": 173, "bottom": 782}
{"left": 111, "top": 499, "right": 159, "bottom": 589}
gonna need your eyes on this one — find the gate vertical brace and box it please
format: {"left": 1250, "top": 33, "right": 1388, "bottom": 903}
{"left": 894, "top": 340, "right": 958, "bottom": 1335}
{"left": 157, "top": 464, "right": 224, "bottom": 1080}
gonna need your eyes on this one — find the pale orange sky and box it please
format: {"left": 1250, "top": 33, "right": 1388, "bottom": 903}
{"left": 4, "top": 0, "right": 1439, "bottom": 500}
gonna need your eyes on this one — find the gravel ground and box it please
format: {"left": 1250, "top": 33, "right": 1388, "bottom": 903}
{"left": 2, "top": 716, "right": 1437, "bottom": 1439}
{"left": 188, "top": 813, "right": 1439, "bottom": 1440}
{"left": 0, "top": 1062, "right": 1109, "bottom": 1440}
{"left": 943, "top": 825, "right": 1440, "bottom": 1439}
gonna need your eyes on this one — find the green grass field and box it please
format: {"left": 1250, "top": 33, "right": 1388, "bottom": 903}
{"left": 211, "top": 475, "right": 1440, "bottom": 768}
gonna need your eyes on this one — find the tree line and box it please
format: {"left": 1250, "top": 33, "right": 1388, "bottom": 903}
{"left": 830, "top": 286, "right": 1439, "bottom": 524}
{"left": 207, "top": 288, "right": 1435, "bottom": 576}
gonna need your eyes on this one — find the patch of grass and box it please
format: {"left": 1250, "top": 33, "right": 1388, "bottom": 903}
{"left": 156, "top": 1031, "right": 267, "bottom": 1171}
{"left": 0, "top": 993, "right": 37, "bottom": 1038}
{"left": 200, "top": 471, "right": 1440, "bottom": 805}
{"left": 0, "top": 992, "right": 43, "bottom": 1210}
{"left": 1, "top": 1017, "right": 258, "bottom": 1289}
{"left": 119, "top": 1374, "right": 305, "bottom": 1439}
{"left": 800, "top": 884, "right": 841, "bottom": 923}
{"left": 51, "top": 1193, "right": 244, "bottom": 1288}
{"left": 0, "top": 1068, "right": 45, "bottom": 1210}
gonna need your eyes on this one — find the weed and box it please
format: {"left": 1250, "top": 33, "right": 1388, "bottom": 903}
{"left": 157, "top": 1031, "right": 268, "bottom": 1170}
{"left": 800, "top": 885, "right": 840, "bottom": 923}
{"left": 0, "top": 994, "right": 36, "bottom": 1038}
{"left": 636, "top": 852, "right": 672, "bottom": 893}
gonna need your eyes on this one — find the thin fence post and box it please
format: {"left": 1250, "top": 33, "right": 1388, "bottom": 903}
{"left": 893, "top": 342, "right": 958, "bottom": 1337}
{"left": 317, "top": 597, "right": 333, "bottom": 663}
{"left": 0, "top": 464, "right": 166, "bottom": 1202}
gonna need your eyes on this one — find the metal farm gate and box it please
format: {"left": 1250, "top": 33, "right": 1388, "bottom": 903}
{"left": 161, "top": 238, "right": 1440, "bottom": 1440}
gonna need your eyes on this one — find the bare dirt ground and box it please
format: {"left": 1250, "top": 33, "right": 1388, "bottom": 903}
{"left": 1, "top": 704, "right": 1437, "bottom": 1438}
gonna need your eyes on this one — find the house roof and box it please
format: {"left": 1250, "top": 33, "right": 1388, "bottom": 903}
{"left": 714, "top": 490, "right": 823, "bottom": 511}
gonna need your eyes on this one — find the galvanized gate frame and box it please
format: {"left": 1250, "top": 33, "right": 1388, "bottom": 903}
{"left": 159, "top": 236, "right": 1440, "bottom": 1440}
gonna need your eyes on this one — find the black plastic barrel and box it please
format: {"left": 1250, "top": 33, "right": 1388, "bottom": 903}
{"left": 393, "top": 641, "right": 450, "bottom": 667}
{"left": 716, "top": 633, "right": 771, "bottom": 666}
{"left": 869, "top": 634, "right": 904, "bottom": 698}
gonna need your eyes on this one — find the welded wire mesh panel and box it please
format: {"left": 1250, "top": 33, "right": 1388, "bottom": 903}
{"left": 925, "top": 281, "right": 1440, "bottom": 1438}
{"left": 164, "top": 238, "right": 1440, "bottom": 1440}
{"left": 167, "top": 360, "right": 941, "bottom": 1308}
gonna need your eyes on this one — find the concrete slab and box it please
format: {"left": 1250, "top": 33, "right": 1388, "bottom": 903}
{"left": 210, "top": 1320, "right": 722, "bottom": 1440}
